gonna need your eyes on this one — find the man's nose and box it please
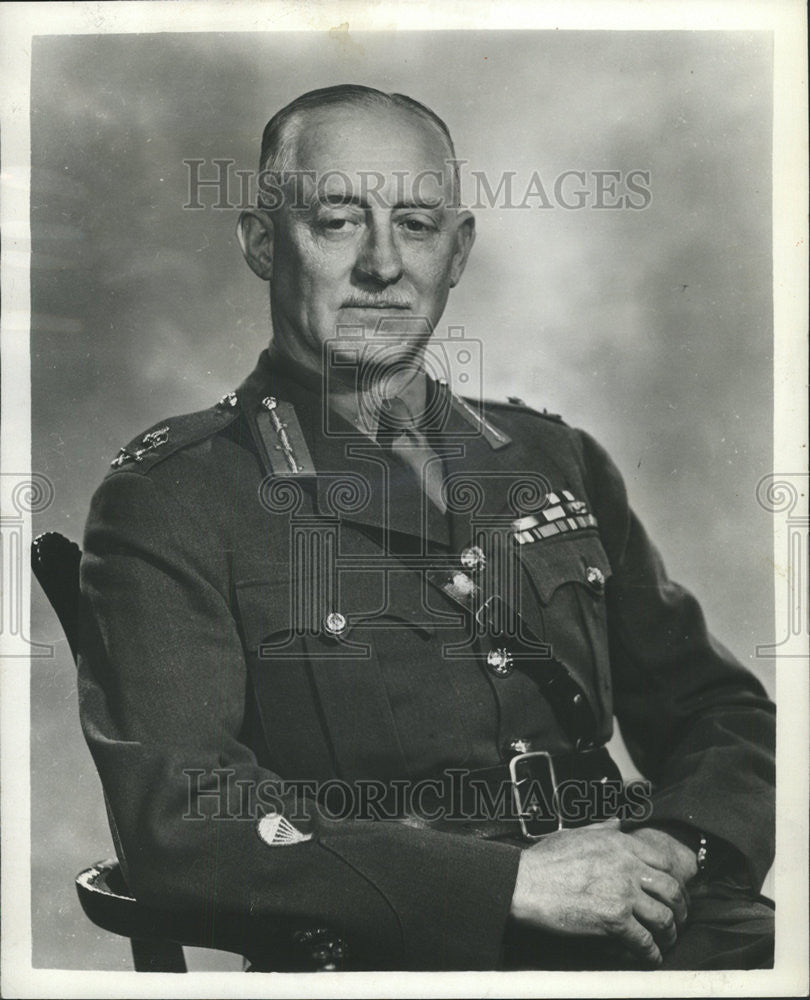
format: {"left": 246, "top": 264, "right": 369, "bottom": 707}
{"left": 355, "top": 219, "right": 403, "bottom": 285}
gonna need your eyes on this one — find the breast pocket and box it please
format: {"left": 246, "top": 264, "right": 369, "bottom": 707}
{"left": 517, "top": 533, "right": 614, "bottom": 734}
{"left": 234, "top": 579, "right": 337, "bottom": 776}
{"left": 233, "top": 573, "right": 469, "bottom": 782}
{"left": 235, "top": 578, "right": 299, "bottom": 661}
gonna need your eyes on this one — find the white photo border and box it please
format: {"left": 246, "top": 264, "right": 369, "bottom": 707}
{"left": 1, "top": 1, "right": 807, "bottom": 997}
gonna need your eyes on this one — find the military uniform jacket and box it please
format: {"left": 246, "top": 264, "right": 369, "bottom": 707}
{"left": 78, "top": 349, "right": 775, "bottom": 970}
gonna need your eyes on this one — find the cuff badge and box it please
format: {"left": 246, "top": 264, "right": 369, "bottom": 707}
{"left": 257, "top": 812, "right": 313, "bottom": 847}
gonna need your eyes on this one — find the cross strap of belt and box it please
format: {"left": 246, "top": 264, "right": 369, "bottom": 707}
{"left": 425, "top": 567, "right": 599, "bottom": 751}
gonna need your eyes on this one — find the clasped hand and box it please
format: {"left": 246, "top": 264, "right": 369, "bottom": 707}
{"left": 510, "top": 818, "right": 697, "bottom": 966}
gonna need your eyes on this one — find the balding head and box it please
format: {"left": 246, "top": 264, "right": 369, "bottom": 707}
{"left": 257, "top": 85, "right": 461, "bottom": 206}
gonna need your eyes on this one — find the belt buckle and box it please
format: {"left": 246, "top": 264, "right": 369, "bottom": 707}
{"left": 508, "top": 750, "right": 562, "bottom": 840}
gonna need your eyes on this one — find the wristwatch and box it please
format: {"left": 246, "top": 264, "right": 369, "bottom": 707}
{"left": 635, "top": 822, "right": 747, "bottom": 884}
{"left": 650, "top": 822, "right": 713, "bottom": 877}
{"left": 696, "top": 833, "right": 709, "bottom": 874}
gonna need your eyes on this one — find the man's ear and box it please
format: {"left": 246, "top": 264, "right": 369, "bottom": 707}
{"left": 449, "top": 211, "right": 476, "bottom": 288}
{"left": 237, "top": 209, "right": 275, "bottom": 280}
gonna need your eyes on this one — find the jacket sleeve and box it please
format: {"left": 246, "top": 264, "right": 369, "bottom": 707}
{"left": 78, "top": 469, "right": 521, "bottom": 970}
{"left": 577, "top": 430, "right": 775, "bottom": 890}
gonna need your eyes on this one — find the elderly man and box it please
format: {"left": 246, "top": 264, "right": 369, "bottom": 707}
{"left": 78, "top": 85, "right": 774, "bottom": 971}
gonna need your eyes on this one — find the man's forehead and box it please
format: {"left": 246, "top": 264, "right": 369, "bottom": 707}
{"left": 292, "top": 104, "right": 453, "bottom": 199}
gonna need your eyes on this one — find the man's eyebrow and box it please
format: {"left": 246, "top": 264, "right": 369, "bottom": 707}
{"left": 317, "top": 193, "right": 445, "bottom": 210}
{"left": 393, "top": 198, "right": 444, "bottom": 210}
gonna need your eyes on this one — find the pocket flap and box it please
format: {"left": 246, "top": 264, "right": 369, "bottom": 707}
{"left": 235, "top": 571, "right": 436, "bottom": 655}
{"left": 518, "top": 533, "right": 613, "bottom": 604}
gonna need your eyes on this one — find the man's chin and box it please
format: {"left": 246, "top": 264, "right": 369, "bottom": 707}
{"left": 359, "top": 337, "right": 431, "bottom": 372}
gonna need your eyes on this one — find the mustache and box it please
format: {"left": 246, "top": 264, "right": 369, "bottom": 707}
{"left": 341, "top": 294, "right": 412, "bottom": 309}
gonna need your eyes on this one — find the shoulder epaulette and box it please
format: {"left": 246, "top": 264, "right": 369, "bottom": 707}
{"left": 253, "top": 395, "right": 315, "bottom": 476}
{"left": 106, "top": 391, "right": 241, "bottom": 476}
{"left": 452, "top": 392, "right": 512, "bottom": 450}
{"left": 482, "top": 396, "right": 567, "bottom": 424}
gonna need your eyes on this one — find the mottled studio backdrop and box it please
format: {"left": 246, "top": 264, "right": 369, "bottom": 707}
{"left": 30, "top": 30, "right": 773, "bottom": 969}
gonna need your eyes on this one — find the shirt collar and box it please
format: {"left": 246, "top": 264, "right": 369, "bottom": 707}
{"left": 266, "top": 345, "right": 429, "bottom": 442}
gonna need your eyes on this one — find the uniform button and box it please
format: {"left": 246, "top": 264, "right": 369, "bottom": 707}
{"left": 460, "top": 545, "right": 486, "bottom": 571}
{"left": 324, "top": 612, "right": 347, "bottom": 636}
{"left": 487, "top": 648, "right": 513, "bottom": 677}
{"left": 509, "top": 738, "right": 530, "bottom": 754}
{"left": 585, "top": 566, "right": 605, "bottom": 594}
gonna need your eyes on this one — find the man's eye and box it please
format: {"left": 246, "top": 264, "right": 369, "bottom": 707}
{"left": 317, "top": 216, "right": 360, "bottom": 234}
{"left": 400, "top": 217, "right": 436, "bottom": 235}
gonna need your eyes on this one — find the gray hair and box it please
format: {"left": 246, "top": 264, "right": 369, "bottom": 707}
{"left": 257, "top": 84, "right": 460, "bottom": 204}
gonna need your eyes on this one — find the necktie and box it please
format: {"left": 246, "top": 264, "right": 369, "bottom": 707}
{"left": 377, "top": 397, "right": 447, "bottom": 514}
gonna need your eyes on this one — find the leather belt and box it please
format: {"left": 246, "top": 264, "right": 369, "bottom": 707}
{"left": 403, "top": 745, "right": 625, "bottom": 841}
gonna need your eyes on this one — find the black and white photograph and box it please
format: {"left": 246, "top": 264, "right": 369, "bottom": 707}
{"left": 1, "top": 1, "right": 807, "bottom": 996}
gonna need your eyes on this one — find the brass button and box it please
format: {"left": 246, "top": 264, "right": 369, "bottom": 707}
{"left": 460, "top": 545, "right": 486, "bottom": 571}
{"left": 585, "top": 566, "right": 605, "bottom": 594}
{"left": 324, "top": 612, "right": 347, "bottom": 636}
{"left": 509, "top": 738, "right": 530, "bottom": 754}
{"left": 487, "top": 648, "right": 513, "bottom": 677}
